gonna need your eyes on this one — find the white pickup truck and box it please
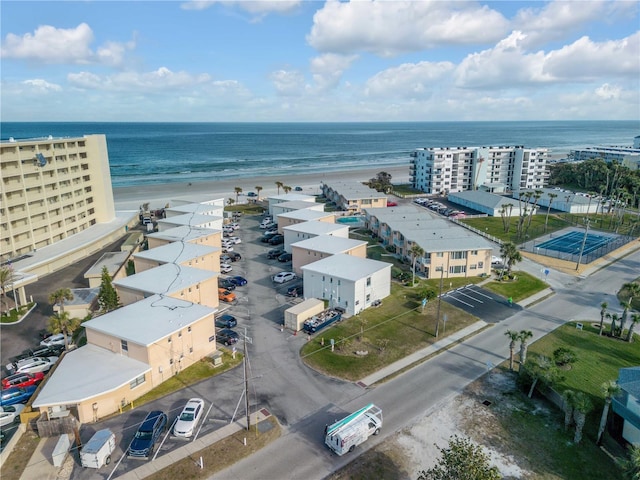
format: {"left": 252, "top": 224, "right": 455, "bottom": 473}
{"left": 324, "top": 404, "right": 382, "bottom": 456}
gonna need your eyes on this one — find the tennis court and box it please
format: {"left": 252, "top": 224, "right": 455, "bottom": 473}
{"left": 535, "top": 231, "right": 616, "bottom": 256}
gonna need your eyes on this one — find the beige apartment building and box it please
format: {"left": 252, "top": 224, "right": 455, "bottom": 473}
{"left": 1, "top": 134, "right": 116, "bottom": 260}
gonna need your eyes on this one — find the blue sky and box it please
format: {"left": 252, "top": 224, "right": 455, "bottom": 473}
{"left": 1, "top": 0, "right": 638, "bottom": 122}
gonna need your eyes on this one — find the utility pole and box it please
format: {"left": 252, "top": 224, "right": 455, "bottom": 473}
{"left": 243, "top": 327, "right": 250, "bottom": 431}
{"left": 435, "top": 267, "right": 444, "bottom": 338}
{"left": 575, "top": 219, "right": 591, "bottom": 271}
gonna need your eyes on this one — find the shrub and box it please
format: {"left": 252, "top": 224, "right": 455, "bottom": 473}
{"left": 553, "top": 347, "right": 577, "bottom": 367}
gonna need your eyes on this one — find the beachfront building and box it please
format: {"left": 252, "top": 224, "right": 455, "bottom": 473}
{"left": 267, "top": 193, "right": 317, "bottom": 215}
{"left": 147, "top": 226, "right": 222, "bottom": 249}
{"left": 276, "top": 209, "right": 335, "bottom": 233}
{"left": 0, "top": 134, "right": 117, "bottom": 261}
{"left": 290, "top": 236, "right": 367, "bottom": 276}
{"left": 570, "top": 138, "right": 640, "bottom": 170}
{"left": 410, "top": 145, "right": 548, "bottom": 195}
{"left": 132, "top": 241, "right": 220, "bottom": 273}
{"left": 271, "top": 200, "right": 325, "bottom": 220}
{"left": 32, "top": 295, "right": 217, "bottom": 423}
{"left": 282, "top": 221, "right": 350, "bottom": 253}
{"left": 447, "top": 191, "right": 529, "bottom": 217}
{"left": 164, "top": 202, "right": 224, "bottom": 218}
{"left": 113, "top": 263, "right": 219, "bottom": 308}
{"left": 321, "top": 181, "right": 388, "bottom": 212}
{"left": 364, "top": 206, "right": 493, "bottom": 279}
{"left": 301, "top": 254, "right": 391, "bottom": 316}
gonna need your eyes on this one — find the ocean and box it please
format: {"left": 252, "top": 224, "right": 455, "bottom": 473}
{"left": 1, "top": 121, "right": 637, "bottom": 188}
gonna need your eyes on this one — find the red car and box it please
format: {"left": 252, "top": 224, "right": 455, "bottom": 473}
{"left": 2, "top": 372, "right": 45, "bottom": 390}
{"left": 387, "top": 201, "right": 398, "bottom": 207}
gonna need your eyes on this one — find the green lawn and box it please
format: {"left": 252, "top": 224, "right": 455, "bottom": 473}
{"left": 391, "top": 184, "right": 423, "bottom": 196}
{"left": 483, "top": 271, "right": 549, "bottom": 302}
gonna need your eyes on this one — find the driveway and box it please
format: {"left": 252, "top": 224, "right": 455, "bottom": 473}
{"left": 442, "top": 284, "right": 522, "bottom": 323}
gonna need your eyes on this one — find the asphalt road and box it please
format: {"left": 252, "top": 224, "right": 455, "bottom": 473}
{"left": 211, "top": 248, "right": 640, "bottom": 480}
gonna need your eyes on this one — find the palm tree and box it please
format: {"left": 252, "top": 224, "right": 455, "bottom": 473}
{"left": 623, "top": 444, "right": 640, "bottom": 480}
{"left": 607, "top": 312, "right": 620, "bottom": 337}
{"left": 48, "top": 311, "right": 80, "bottom": 351}
{"left": 255, "top": 186, "right": 263, "bottom": 199}
{"left": 283, "top": 185, "right": 292, "bottom": 194}
{"left": 49, "top": 288, "right": 74, "bottom": 313}
{"left": 518, "top": 330, "right": 533, "bottom": 366}
{"left": 544, "top": 192, "right": 558, "bottom": 232}
{"left": 499, "top": 241, "right": 522, "bottom": 278}
{"left": 572, "top": 392, "right": 593, "bottom": 444}
{"left": 627, "top": 313, "right": 640, "bottom": 342}
{"left": 504, "top": 330, "right": 520, "bottom": 371}
{"left": 599, "top": 302, "right": 608, "bottom": 336}
{"left": 620, "top": 300, "right": 632, "bottom": 338}
{"left": 234, "top": 187, "right": 242, "bottom": 204}
{"left": 409, "top": 243, "right": 425, "bottom": 287}
{"left": 624, "top": 282, "right": 640, "bottom": 309}
{"left": 525, "top": 355, "right": 556, "bottom": 398}
{"left": 275, "top": 181, "right": 284, "bottom": 195}
{"left": 227, "top": 198, "right": 235, "bottom": 207}
{"left": 561, "top": 390, "right": 576, "bottom": 431}
{"left": 0, "top": 265, "right": 16, "bottom": 315}
{"left": 597, "top": 380, "right": 621, "bottom": 445}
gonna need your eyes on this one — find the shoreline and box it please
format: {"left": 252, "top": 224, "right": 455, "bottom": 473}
{"left": 113, "top": 165, "right": 411, "bottom": 211}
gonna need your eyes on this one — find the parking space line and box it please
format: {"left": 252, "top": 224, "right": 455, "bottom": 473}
{"left": 466, "top": 287, "right": 495, "bottom": 300}
{"left": 446, "top": 295, "right": 475, "bottom": 307}
{"left": 153, "top": 418, "right": 176, "bottom": 461}
{"left": 194, "top": 402, "right": 214, "bottom": 441}
{"left": 457, "top": 291, "right": 484, "bottom": 303}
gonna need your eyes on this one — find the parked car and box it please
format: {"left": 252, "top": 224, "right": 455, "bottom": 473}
{"left": 229, "top": 276, "right": 247, "bottom": 287}
{"left": 15, "top": 357, "right": 58, "bottom": 374}
{"left": 127, "top": 410, "right": 168, "bottom": 459}
{"left": 0, "top": 385, "right": 37, "bottom": 407}
{"left": 220, "top": 254, "right": 233, "bottom": 264}
{"left": 221, "top": 245, "right": 234, "bottom": 252}
{"left": 215, "top": 314, "right": 237, "bottom": 328}
{"left": 286, "top": 285, "right": 303, "bottom": 297}
{"left": 40, "top": 333, "right": 71, "bottom": 348}
{"left": 173, "top": 398, "right": 205, "bottom": 438}
{"left": 387, "top": 201, "right": 398, "bottom": 207}
{"left": 217, "top": 329, "right": 239, "bottom": 346}
{"left": 218, "top": 278, "right": 236, "bottom": 291}
{"left": 269, "top": 235, "right": 284, "bottom": 245}
{"left": 227, "top": 236, "right": 241, "bottom": 244}
{"left": 261, "top": 231, "right": 278, "bottom": 242}
{"left": 260, "top": 221, "right": 276, "bottom": 230}
{"left": 6, "top": 346, "right": 62, "bottom": 371}
{"left": 278, "top": 253, "right": 292, "bottom": 263}
{"left": 227, "top": 252, "right": 242, "bottom": 262}
{"left": 294, "top": 186, "right": 303, "bottom": 191}
{"left": 273, "top": 272, "right": 296, "bottom": 284}
{"left": 247, "top": 192, "right": 257, "bottom": 197}
{"left": 218, "top": 288, "right": 236, "bottom": 303}
{"left": 220, "top": 263, "right": 233, "bottom": 274}
{"left": 267, "top": 248, "right": 285, "bottom": 259}
{"left": 0, "top": 404, "right": 25, "bottom": 427}
{"left": 2, "top": 372, "right": 45, "bottom": 390}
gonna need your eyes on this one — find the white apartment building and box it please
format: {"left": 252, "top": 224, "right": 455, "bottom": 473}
{"left": 570, "top": 139, "right": 640, "bottom": 171}
{"left": 1, "top": 134, "right": 116, "bottom": 260}
{"left": 410, "top": 145, "right": 548, "bottom": 195}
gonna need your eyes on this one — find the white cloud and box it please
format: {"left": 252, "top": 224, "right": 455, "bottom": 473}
{"left": 309, "top": 53, "right": 357, "bottom": 91}
{"left": 269, "top": 69, "right": 306, "bottom": 96}
{"left": 181, "top": 0, "right": 300, "bottom": 16}
{"left": 307, "top": 0, "right": 509, "bottom": 56}
{"left": 68, "top": 67, "right": 212, "bottom": 92}
{"left": 364, "top": 61, "right": 455, "bottom": 99}
{"left": 595, "top": 83, "right": 622, "bottom": 100}
{"left": 513, "top": 0, "right": 638, "bottom": 49}
{"left": 0, "top": 23, "right": 134, "bottom": 67}
{"left": 22, "top": 79, "right": 62, "bottom": 92}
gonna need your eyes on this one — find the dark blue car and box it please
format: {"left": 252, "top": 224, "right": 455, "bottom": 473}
{"left": 230, "top": 276, "right": 247, "bottom": 287}
{"left": 215, "top": 314, "right": 238, "bottom": 328}
{"left": 0, "top": 385, "right": 37, "bottom": 407}
{"left": 127, "top": 410, "right": 168, "bottom": 459}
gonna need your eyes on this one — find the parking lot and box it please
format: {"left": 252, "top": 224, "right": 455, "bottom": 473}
{"left": 441, "top": 284, "right": 521, "bottom": 323}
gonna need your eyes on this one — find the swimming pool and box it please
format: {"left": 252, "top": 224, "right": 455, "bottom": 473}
{"left": 337, "top": 216, "right": 365, "bottom": 227}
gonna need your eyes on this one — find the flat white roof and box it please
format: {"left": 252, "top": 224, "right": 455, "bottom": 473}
{"left": 85, "top": 251, "right": 131, "bottom": 278}
{"left": 269, "top": 193, "right": 316, "bottom": 202}
{"left": 133, "top": 242, "right": 219, "bottom": 264}
{"left": 157, "top": 212, "right": 222, "bottom": 227}
{"left": 301, "top": 253, "right": 391, "bottom": 281}
{"left": 32, "top": 344, "right": 151, "bottom": 407}
{"left": 283, "top": 221, "right": 348, "bottom": 235}
{"left": 65, "top": 287, "right": 99, "bottom": 306}
{"left": 114, "top": 263, "right": 218, "bottom": 294}
{"left": 277, "top": 210, "right": 335, "bottom": 222}
{"left": 84, "top": 294, "right": 216, "bottom": 346}
{"left": 291, "top": 236, "right": 366, "bottom": 254}
{"left": 165, "top": 203, "right": 223, "bottom": 215}
{"left": 273, "top": 200, "right": 321, "bottom": 210}
{"left": 146, "top": 226, "right": 219, "bottom": 243}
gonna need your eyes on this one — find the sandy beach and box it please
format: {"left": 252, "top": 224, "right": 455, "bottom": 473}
{"left": 113, "top": 165, "right": 411, "bottom": 211}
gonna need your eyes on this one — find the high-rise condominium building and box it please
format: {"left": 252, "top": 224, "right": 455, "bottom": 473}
{"left": 410, "top": 145, "right": 548, "bottom": 195}
{"left": 1, "top": 134, "right": 115, "bottom": 260}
